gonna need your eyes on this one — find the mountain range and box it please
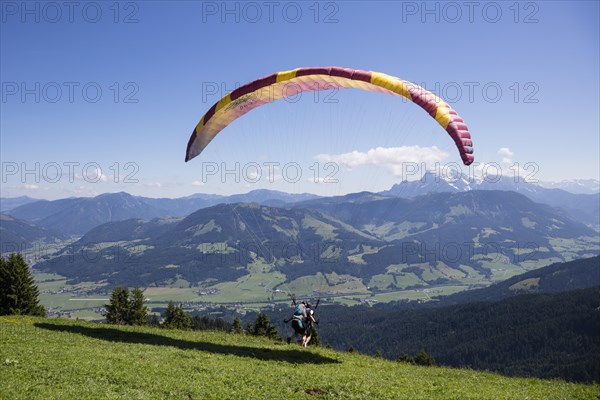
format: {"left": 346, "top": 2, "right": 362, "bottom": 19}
{"left": 30, "top": 190, "right": 598, "bottom": 293}
{"left": 382, "top": 172, "right": 599, "bottom": 229}
{"left": 3, "top": 190, "right": 320, "bottom": 236}
{"left": 538, "top": 178, "right": 600, "bottom": 194}
{"left": 2, "top": 174, "right": 597, "bottom": 238}
{"left": 2, "top": 174, "right": 599, "bottom": 297}
{"left": 0, "top": 195, "right": 39, "bottom": 212}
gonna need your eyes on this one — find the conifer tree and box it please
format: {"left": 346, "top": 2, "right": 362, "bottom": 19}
{"left": 104, "top": 287, "right": 130, "bottom": 325}
{"left": 232, "top": 317, "right": 243, "bottom": 334}
{"left": 414, "top": 349, "right": 436, "bottom": 366}
{"left": 396, "top": 353, "right": 413, "bottom": 363}
{"left": 128, "top": 288, "right": 148, "bottom": 326}
{"left": 249, "top": 313, "right": 280, "bottom": 340}
{"left": 309, "top": 327, "right": 321, "bottom": 346}
{"left": 0, "top": 253, "right": 45, "bottom": 316}
{"left": 147, "top": 314, "right": 160, "bottom": 327}
{"left": 162, "top": 301, "right": 191, "bottom": 330}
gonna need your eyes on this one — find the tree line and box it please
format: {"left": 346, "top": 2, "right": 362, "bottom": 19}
{"left": 308, "top": 286, "right": 600, "bottom": 383}
{"left": 0, "top": 253, "right": 311, "bottom": 345}
{"left": 103, "top": 286, "right": 285, "bottom": 340}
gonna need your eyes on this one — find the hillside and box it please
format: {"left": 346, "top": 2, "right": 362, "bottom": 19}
{"left": 437, "top": 256, "right": 600, "bottom": 305}
{"left": 35, "top": 203, "right": 380, "bottom": 287}
{"left": 7, "top": 193, "right": 168, "bottom": 235}
{"left": 1, "top": 316, "right": 598, "bottom": 399}
{"left": 0, "top": 196, "right": 39, "bottom": 212}
{"left": 0, "top": 213, "right": 66, "bottom": 253}
{"left": 310, "top": 286, "right": 600, "bottom": 383}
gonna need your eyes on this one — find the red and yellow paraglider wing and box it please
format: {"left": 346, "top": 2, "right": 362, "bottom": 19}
{"left": 186, "top": 67, "right": 474, "bottom": 166}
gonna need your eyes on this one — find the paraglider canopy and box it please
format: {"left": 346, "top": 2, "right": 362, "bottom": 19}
{"left": 185, "top": 66, "right": 474, "bottom": 166}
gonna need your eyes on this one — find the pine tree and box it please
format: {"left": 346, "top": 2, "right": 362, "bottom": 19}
{"left": 128, "top": 288, "right": 148, "bottom": 326}
{"left": 147, "top": 314, "right": 160, "bottom": 326}
{"left": 104, "top": 287, "right": 130, "bottom": 325}
{"left": 414, "top": 349, "right": 436, "bottom": 366}
{"left": 396, "top": 353, "right": 413, "bottom": 363}
{"left": 214, "top": 317, "right": 230, "bottom": 331}
{"left": 308, "top": 326, "right": 320, "bottom": 346}
{"left": 249, "top": 313, "right": 280, "bottom": 340}
{"left": 232, "top": 317, "right": 243, "bottom": 334}
{"left": 0, "top": 253, "right": 45, "bottom": 316}
{"left": 162, "top": 301, "right": 191, "bottom": 330}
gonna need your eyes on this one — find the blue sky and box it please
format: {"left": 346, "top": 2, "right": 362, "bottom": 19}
{"left": 1, "top": 1, "right": 598, "bottom": 199}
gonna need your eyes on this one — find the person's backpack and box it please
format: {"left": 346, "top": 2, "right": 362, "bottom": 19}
{"left": 293, "top": 303, "right": 305, "bottom": 318}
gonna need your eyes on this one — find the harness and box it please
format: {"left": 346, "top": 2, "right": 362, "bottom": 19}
{"left": 292, "top": 304, "right": 305, "bottom": 320}
{"left": 291, "top": 303, "right": 306, "bottom": 332}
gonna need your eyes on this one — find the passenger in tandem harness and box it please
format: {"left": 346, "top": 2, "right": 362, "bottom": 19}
{"left": 284, "top": 297, "right": 319, "bottom": 347}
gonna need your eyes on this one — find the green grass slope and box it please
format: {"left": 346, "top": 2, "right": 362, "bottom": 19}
{"left": 1, "top": 317, "right": 598, "bottom": 400}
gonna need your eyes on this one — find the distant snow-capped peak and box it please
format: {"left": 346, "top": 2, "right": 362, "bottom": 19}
{"left": 538, "top": 179, "right": 600, "bottom": 194}
{"left": 382, "top": 170, "right": 598, "bottom": 197}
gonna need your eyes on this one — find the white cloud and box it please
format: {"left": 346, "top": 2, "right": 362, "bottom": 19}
{"left": 246, "top": 170, "right": 261, "bottom": 181}
{"left": 498, "top": 147, "right": 514, "bottom": 157}
{"left": 191, "top": 180, "right": 204, "bottom": 187}
{"left": 314, "top": 146, "right": 449, "bottom": 177}
{"left": 74, "top": 167, "right": 108, "bottom": 183}
{"left": 72, "top": 186, "right": 99, "bottom": 196}
{"left": 24, "top": 184, "right": 39, "bottom": 190}
{"left": 495, "top": 148, "right": 535, "bottom": 181}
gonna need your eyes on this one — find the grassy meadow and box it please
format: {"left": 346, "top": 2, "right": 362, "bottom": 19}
{"left": 1, "top": 316, "right": 599, "bottom": 399}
